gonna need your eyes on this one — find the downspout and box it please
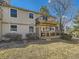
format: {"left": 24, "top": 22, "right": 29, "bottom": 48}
{"left": 0, "top": 6, "right": 3, "bottom": 40}
{"left": 1, "top": 14, "right": 3, "bottom": 40}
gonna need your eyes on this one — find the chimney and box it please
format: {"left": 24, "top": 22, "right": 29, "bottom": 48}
{"left": 0, "top": 0, "right": 10, "bottom": 5}
{"left": 3, "top": 0, "right": 10, "bottom": 4}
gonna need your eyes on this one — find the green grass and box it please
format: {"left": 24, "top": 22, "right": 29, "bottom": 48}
{"left": 0, "top": 41, "right": 79, "bottom": 59}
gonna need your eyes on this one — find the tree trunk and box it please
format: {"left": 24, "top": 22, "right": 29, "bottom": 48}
{"left": 59, "top": 17, "right": 63, "bottom": 36}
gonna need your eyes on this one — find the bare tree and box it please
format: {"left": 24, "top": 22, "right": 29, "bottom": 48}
{"left": 48, "top": 0, "right": 73, "bottom": 35}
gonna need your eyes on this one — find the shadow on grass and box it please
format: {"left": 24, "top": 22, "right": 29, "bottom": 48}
{"left": 0, "top": 38, "right": 79, "bottom": 50}
{"left": 27, "top": 38, "right": 79, "bottom": 44}
{"left": 0, "top": 40, "right": 28, "bottom": 50}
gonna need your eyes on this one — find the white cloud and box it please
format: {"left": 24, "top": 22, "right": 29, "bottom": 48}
{"left": 48, "top": 0, "right": 51, "bottom": 3}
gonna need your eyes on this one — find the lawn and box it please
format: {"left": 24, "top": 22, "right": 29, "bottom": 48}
{"left": 0, "top": 39, "right": 79, "bottom": 59}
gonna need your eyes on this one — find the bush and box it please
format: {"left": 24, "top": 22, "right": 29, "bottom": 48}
{"left": 2, "top": 33, "right": 22, "bottom": 41}
{"left": 26, "top": 33, "right": 39, "bottom": 40}
{"left": 60, "top": 33, "right": 72, "bottom": 40}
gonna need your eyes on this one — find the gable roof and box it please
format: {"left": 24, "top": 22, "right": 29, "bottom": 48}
{"left": 0, "top": 3, "right": 57, "bottom": 19}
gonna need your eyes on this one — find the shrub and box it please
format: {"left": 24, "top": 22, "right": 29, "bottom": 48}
{"left": 26, "top": 33, "right": 39, "bottom": 40}
{"left": 2, "top": 33, "right": 22, "bottom": 41}
{"left": 60, "top": 33, "right": 72, "bottom": 40}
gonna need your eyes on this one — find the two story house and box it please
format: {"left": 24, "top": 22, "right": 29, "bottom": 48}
{"left": 0, "top": 0, "right": 41, "bottom": 39}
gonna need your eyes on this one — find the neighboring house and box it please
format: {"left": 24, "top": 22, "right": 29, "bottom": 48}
{"left": 72, "top": 30, "right": 79, "bottom": 39}
{"left": 0, "top": 0, "right": 59, "bottom": 40}
{"left": 36, "top": 16, "right": 60, "bottom": 39}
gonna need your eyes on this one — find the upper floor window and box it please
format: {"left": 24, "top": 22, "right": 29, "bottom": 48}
{"left": 49, "top": 27, "right": 55, "bottom": 31}
{"left": 10, "top": 9, "right": 17, "bottom": 17}
{"left": 43, "top": 16, "right": 48, "bottom": 21}
{"left": 29, "top": 13, "right": 34, "bottom": 19}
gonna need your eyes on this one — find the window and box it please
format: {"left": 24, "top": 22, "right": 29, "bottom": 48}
{"left": 41, "top": 33, "right": 45, "bottom": 37}
{"left": 51, "top": 33, "right": 55, "bottom": 36}
{"left": 29, "top": 26, "right": 34, "bottom": 33}
{"left": 10, "top": 9, "right": 17, "bottom": 17}
{"left": 47, "top": 33, "right": 49, "bottom": 36}
{"left": 49, "top": 27, "right": 55, "bottom": 31}
{"left": 29, "top": 13, "right": 34, "bottom": 19}
{"left": 10, "top": 25, "right": 17, "bottom": 31}
{"left": 55, "top": 27, "right": 58, "bottom": 31}
{"left": 43, "top": 16, "right": 48, "bottom": 21}
{"left": 56, "top": 33, "right": 59, "bottom": 35}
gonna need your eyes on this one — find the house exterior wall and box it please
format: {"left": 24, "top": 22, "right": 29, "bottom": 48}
{"left": 0, "top": 6, "right": 39, "bottom": 39}
{"left": 72, "top": 31, "right": 79, "bottom": 39}
{"left": 2, "top": 23, "right": 32, "bottom": 38}
{"left": 2, "top": 6, "right": 37, "bottom": 25}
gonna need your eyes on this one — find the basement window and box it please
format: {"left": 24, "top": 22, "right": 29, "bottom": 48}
{"left": 10, "top": 25, "right": 17, "bottom": 31}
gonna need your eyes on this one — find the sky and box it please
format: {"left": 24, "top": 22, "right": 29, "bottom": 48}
{"left": 10, "top": 0, "right": 79, "bottom": 27}
{"left": 10, "top": 0, "right": 79, "bottom": 17}
{"left": 11, "top": 0, "right": 48, "bottom": 12}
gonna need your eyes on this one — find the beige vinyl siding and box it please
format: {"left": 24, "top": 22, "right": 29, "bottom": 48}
{"left": 0, "top": 6, "right": 41, "bottom": 39}
{"left": 2, "top": 6, "right": 38, "bottom": 24}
